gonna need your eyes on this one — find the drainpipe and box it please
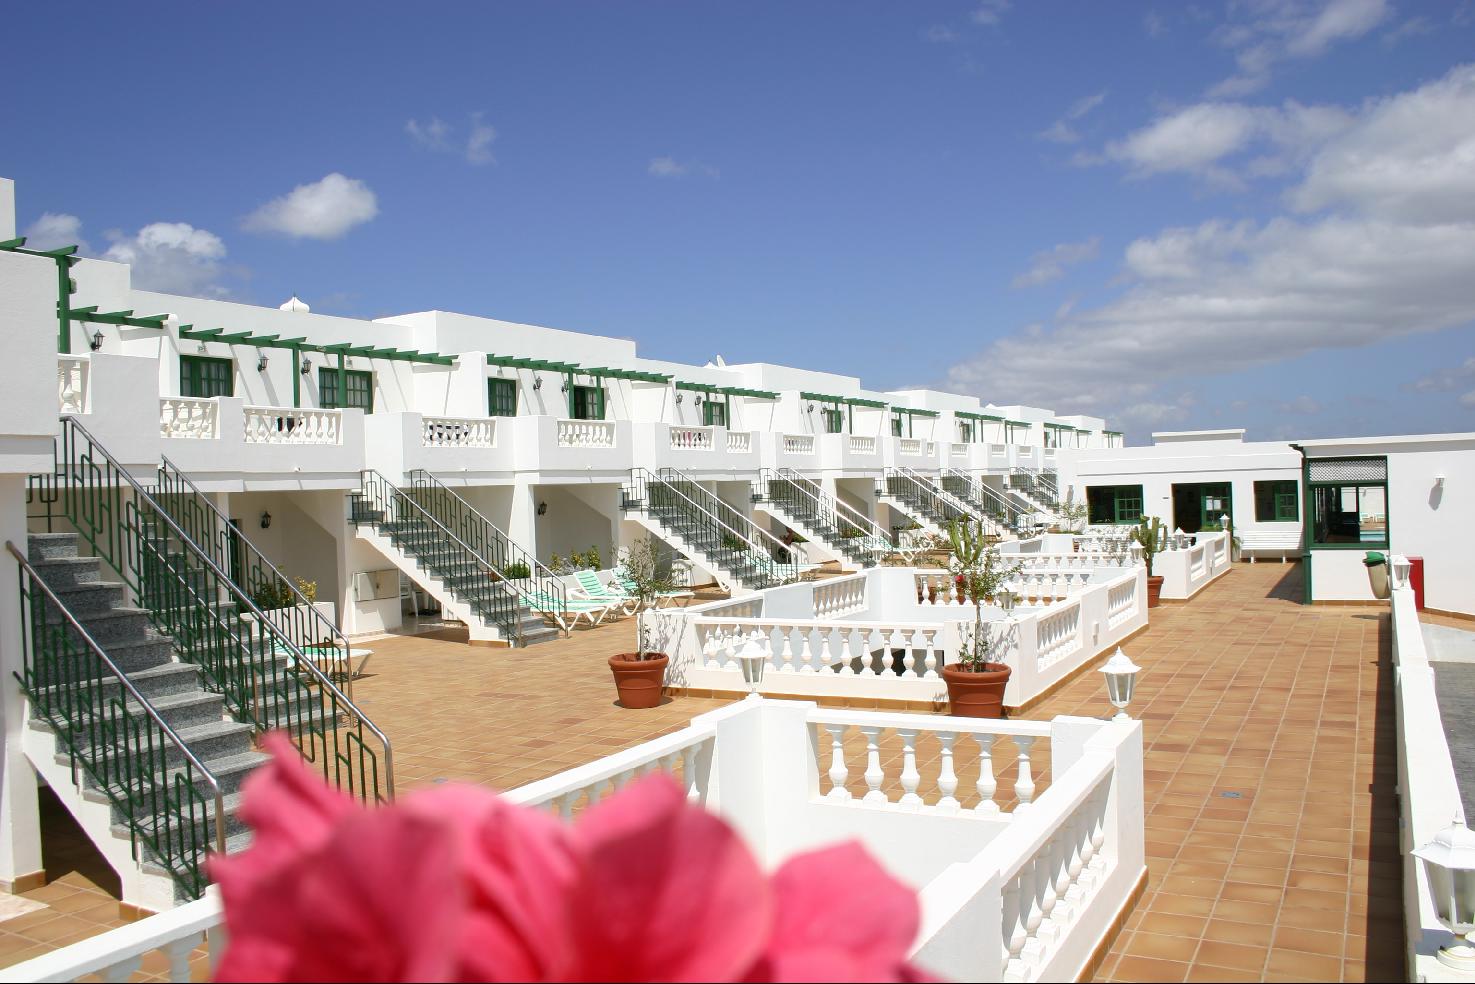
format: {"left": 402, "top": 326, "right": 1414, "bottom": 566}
{"left": 1290, "top": 442, "right": 1312, "bottom": 604}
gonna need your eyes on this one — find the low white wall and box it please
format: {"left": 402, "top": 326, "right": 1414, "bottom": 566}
{"left": 1156, "top": 532, "right": 1232, "bottom": 600}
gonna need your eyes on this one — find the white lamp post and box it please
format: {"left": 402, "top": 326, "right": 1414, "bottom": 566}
{"left": 1099, "top": 648, "right": 1141, "bottom": 721}
{"left": 1413, "top": 820, "right": 1475, "bottom": 970}
{"left": 1391, "top": 555, "right": 1413, "bottom": 591}
{"left": 733, "top": 636, "right": 768, "bottom": 700}
{"left": 1173, "top": 528, "right": 1187, "bottom": 550}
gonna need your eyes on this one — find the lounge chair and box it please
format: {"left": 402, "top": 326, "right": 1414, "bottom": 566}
{"left": 570, "top": 570, "right": 638, "bottom": 614}
{"left": 522, "top": 588, "right": 620, "bottom": 632}
{"left": 611, "top": 571, "right": 695, "bottom": 608}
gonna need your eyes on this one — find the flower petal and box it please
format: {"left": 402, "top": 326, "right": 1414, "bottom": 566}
{"left": 567, "top": 772, "right": 770, "bottom": 982}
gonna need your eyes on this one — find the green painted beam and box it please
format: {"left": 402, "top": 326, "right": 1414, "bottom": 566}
{"left": 0, "top": 237, "right": 25, "bottom": 250}
{"left": 720, "top": 386, "right": 780, "bottom": 399}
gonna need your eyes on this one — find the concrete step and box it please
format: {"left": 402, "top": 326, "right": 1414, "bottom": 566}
{"left": 28, "top": 532, "right": 83, "bottom": 562}
{"left": 25, "top": 554, "right": 104, "bottom": 589}
{"left": 40, "top": 580, "right": 128, "bottom": 618}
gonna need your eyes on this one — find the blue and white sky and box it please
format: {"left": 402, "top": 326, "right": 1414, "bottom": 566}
{"left": 5, "top": 1, "right": 1475, "bottom": 442}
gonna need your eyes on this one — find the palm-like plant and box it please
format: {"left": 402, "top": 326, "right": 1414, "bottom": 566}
{"left": 616, "top": 536, "right": 677, "bottom": 659}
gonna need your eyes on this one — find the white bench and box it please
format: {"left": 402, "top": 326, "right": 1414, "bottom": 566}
{"left": 1239, "top": 528, "right": 1302, "bottom": 562}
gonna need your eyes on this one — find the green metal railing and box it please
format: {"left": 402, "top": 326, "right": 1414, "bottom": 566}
{"left": 941, "top": 469, "right": 1021, "bottom": 533}
{"left": 351, "top": 470, "right": 531, "bottom": 641}
{"left": 151, "top": 456, "right": 356, "bottom": 696}
{"left": 27, "top": 417, "right": 392, "bottom": 804}
{"left": 754, "top": 468, "right": 894, "bottom": 563}
{"left": 9, "top": 542, "right": 225, "bottom": 899}
{"left": 879, "top": 467, "right": 976, "bottom": 529}
{"left": 1009, "top": 467, "right": 1059, "bottom": 509}
{"left": 623, "top": 468, "right": 800, "bottom": 588}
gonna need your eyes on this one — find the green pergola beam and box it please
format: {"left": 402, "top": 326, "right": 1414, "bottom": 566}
{"left": 892, "top": 406, "right": 939, "bottom": 417}
{"left": 956, "top": 410, "right": 1003, "bottom": 422}
{"left": 0, "top": 237, "right": 25, "bottom": 251}
{"left": 721, "top": 386, "right": 780, "bottom": 399}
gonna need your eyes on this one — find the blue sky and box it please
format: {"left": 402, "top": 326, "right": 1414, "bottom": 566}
{"left": 5, "top": 1, "right": 1475, "bottom": 441}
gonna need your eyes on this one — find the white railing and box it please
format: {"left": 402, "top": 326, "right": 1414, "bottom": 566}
{"left": 1188, "top": 542, "right": 1207, "bottom": 580}
{"left": 507, "top": 721, "right": 718, "bottom": 816}
{"left": 726, "top": 430, "right": 753, "bottom": 453}
{"left": 694, "top": 618, "right": 946, "bottom": 679}
{"left": 57, "top": 356, "right": 89, "bottom": 414}
{"left": 848, "top": 435, "right": 877, "bottom": 454}
{"left": 782, "top": 433, "right": 815, "bottom": 455}
{"left": 812, "top": 573, "right": 868, "bottom": 617}
{"left": 1158, "top": 532, "right": 1231, "bottom": 599}
{"left": 243, "top": 406, "right": 341, "bottom": 444}
{"left": 950, "top": 442, "right": 968, "bottom": 459}
{"left": 669, "top": 425, "right": 714, "bottom": 451}
{"left": 1013, "top": 552, "right": 1137, "bottom": 571}
{"left": 159, "top": 397, "right": 219, "bottom": 439}
{"left": 1106, "top": 577, "right": 1138, "bottom": 628}
{"left": 899, "top": 438, "right": 923, "bottom": 456}
{"left": 422, "top": 416, "right": 496, "bottom": 448}
{"left": 557, "top": 418, "right": 616, "bottom": 448}
{"left": 915, "top": 569, "right": 1093, "bottom": 607}
{"left": 1035, "top": 598, "right": 1082, "bottom": 671}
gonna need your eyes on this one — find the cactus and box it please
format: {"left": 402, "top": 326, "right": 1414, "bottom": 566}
{"left": 1130, "top": 515, "right": 1166, "bottom": 578}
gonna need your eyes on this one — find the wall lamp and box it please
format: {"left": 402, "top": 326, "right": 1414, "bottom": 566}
{"left": 90, "top": 330, "right": 104, "bottom": 352}
{"left": 259, "top": 510, "right": 272, "bottom": 530}
{"left": 532, "top": 374, "right": 543, "bottom": 390}
{"left": 537, "top": 501, "right": 548, "bottom": 516}
{"left": 257, "top": 353, "right": 269, "bottom": 372}
{"left": 806, "top": 403, "right": 815, "bottom": 414}
{"left": 675, "top": 393, "right": 684, "bottom": 405}
{"left": 300, "top": 358, "right": 312, "bottom": 376}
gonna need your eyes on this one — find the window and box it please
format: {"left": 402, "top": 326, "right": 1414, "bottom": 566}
{"left": 890, "top": 413, "right": 906, "bottom": 437}
{"left": 571, "top": 385, "right": 605, "bottom": 420}
{"left": 1307, "top": 456, "right": 1387, "bottom": 547}
{"left": 319, "top": 368, "right": 373, "bottom": 412}
{"left": 179, "top": 356, "right": 233, "bottom": 398}
{"left": 958, "top": 421, "right": 974, "bottom": 443}
{"left": 821, "top": 407, "right": 845, "bottom": 434}
{"left": 488, "top": 378, "right": 518, "bottom": 417}
{"left": 1087, "top": 485, "right": 1144, "bottom": 525}
{"left": 702, "top": 399, "right": 726, "bottom": 427}
{"left": 1254, "top": 480, "right": 1299, "bottom": 522}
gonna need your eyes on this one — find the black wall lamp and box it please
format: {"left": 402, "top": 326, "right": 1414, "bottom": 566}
{"left": 90, "top": 330, "right": 104, "bottom": 351}
{"left": 259, "top": 510, "right": 272, "bottom": 530}
{"left": 537, "top": 501, "right": 548, "bottom": 516}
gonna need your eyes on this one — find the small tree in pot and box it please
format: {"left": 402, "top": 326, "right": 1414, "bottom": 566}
{"left": 608, "top": 536, "right": 676, "bottom": 708}
{"left": 940, "top": 519, "right": 1024, "bottom": 718}
{"left": 1131, "top": 515, "right": 1167, "bottom": 608}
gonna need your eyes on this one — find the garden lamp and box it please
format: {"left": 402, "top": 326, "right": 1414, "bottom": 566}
{"left": 1391, "top": 555, "right": 1412, "bottom": 590}
{"left": 1413, "top": 820, "right": 1475, "bottom": 970}
{"left": 1099, "top": 648, "right": 1141, "bottom": 721}
{"left": 1173, "top": 528, "right": 1187, "bottom": 549}
{"left": 733, "top": 635, "right": 768, "bottom": 700}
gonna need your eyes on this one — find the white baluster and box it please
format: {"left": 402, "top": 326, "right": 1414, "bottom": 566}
{"left": 897, "top": 729, "right": 922, "bottom": 808}
{"left": 824, "top": 723, "right": 851, "bottom": 801}
{"left": 1013, "top": 735, "right": 1036, "bottom": 809}
{"left": 854, "top": 626, "right": 874, "bottom": 677}
{"left": 936, "top": 731, "right": 960, "bottom": 813}
{"left": 922, "top": 628, "right": 939, "bottom": 678}
{"left": 974, "top": 733, "right": 1000, "bottom": 815}
{"left": 860, "top": 726, "right": 886, "bottom": 803}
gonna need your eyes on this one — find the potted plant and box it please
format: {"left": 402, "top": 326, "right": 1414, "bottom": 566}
{"left": 608, "top": 536, "right": 675, "bottom": 709}
{"left": 1131, "top": 515, "right": 1166, "bottom": 608}
{"left": 939, "top": 519, "right": 1023, "bottom": 718}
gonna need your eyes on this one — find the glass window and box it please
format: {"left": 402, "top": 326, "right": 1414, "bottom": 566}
{"left": 179, "top": 356, "right": 233, "bottom": 398}
{"left": 890, "top": 414, "right": 905, "bottom": 437}
{"left": 571, "top": 385, "right": 605, "bottom": 420}
{"left": 821, "top": 407, "right": 844, "bottom": 434}
{"left": 958, "top": 421, "right": 974, "bottom": 443}
{"left": 1087, "top": 485, "right": 1144, "bottom": 525}
{"left": 1311, "top": 483, "right": 1388, "bottom": 545}
{"left": 703, "top": 399, "right": 726, "bottom": 427}
{"left": 488, "top": 378, "right": 517, "bottom": 417}
{"left": 319, "top": 368, "right": 373, "bottom": 412}
{"left": 1254, "top": 480, "right": 1299, "bottom": 522}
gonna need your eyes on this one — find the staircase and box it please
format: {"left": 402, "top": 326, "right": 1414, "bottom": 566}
{"left": 621, "top": 468, "right": 800, "bottom": 594}
{"left": 350, "top": 470, "right": 560, "bottom": 645}
{"left": 1005, "top": 469, "right": 1060, "bottom": 523}
{"left": 940, "top": 469, "right": 1021, "bottom": 536}
{"left": 875, "top": 467, "right": 979, "bottom": 539}
{"left": 22, "top": 416, "right": 392, "bottom": 905}
{"left": 751, "top": 468, "right": 897, "bottom": 569}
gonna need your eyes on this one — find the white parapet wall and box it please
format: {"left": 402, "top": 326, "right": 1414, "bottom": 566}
{"left": 3, "top": 700, "right": 1144, "bottom": 984}
{"left": 657, "top": 563, "right": 1148, "bottom": 709}
{"left": 1155, "top": 532, "right": 1232, "bottom": 600}
{"left": 1388, "top": 559, "right": 1468, "bottom": 983}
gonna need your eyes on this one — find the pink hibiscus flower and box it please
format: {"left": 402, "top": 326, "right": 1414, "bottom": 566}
{"left": 211, "top": 734, "right": 931, "bottom": 983}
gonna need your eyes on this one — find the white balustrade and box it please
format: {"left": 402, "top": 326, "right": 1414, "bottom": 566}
{"left": 1034, "top": 599, "right": 1082, "bottom": 671}
{"left": 1188, "top": 542, "right": 1207, "bottom": 580}
{"left": 916, "top": 570, "right": 967, "bottom": 607}
{"left": 159, "top": 397, "right": 219, "bottom": 439}
{"left": 557, "top": 418, "right": 616, "bottom": 448}
{"left": 695, "top": 620, "right": 944, "bottom": 679}
{"left": 950, "top": 442, "right": 968, "bottom": 458}
{"left": 422, "top": 416, "right": 496, "bottom": 448}
{"left": 726, "top": 430, "right": 753, "bottom": 453}
{"left": 925, "top": 441, "right": 938, "bottom": 456}
{"left": 669, "top": 425, "right": 715, "bottom": 451}
{"left": 782, "top": 433, "right": 815, "bottom": 455}
{"left": 1106, "top": 577, "right": 1137, "bottom": 628}
{"left": 899, "top": 438, "right": 923, "bottom": 456}
{"left": 1014, "top": 552, "right": 1133, "bottom": 571}
{"left": 848, "top": 435, "right": 877, "bottom": 454}
{"left": 812, "top": 574, "right": 867, "bottom": 618}
{"left": 508, "top": 722, "right": 718, "bottom": 816}
{"left": 57, "top": 356, "right": 88, "bottom": 414}
{"left": 244, "top": 406, "right": 341, "bottom": 444}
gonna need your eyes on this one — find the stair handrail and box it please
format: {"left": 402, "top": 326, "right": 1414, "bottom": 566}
{"left": 28, "top": 417, "right": 394, "bottom": 803}
{"left": 770, "top": 468, "right": 896, "bottom": 550}
{"left": 402, "top": 468, "right": 567, "bottom": 622}
{"left": 654, "top": 468, "right": 801, "bottom": 564}
{"left": 889, "top": 466, "right": 979, "bottom": 525}
{"left": 154, "top": 455, "right": 357, "bottom": 699}
{"left": 941, "top": 468, "right": 1022, "bottom": 532}
{"left": 7, "top": 541, "right": 226, "bottom": 898}
{"left": 354, "top": 470, "right": 529, "bottom": 643}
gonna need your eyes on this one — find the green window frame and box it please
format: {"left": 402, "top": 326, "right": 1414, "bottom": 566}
{"left": 703, "top": 399, "right": 727, "bottom": 427}
{"left": 571, "top": 385, "right": 606, "bottom": 420}
{"left": 320, "top": 368, "right": 373, "bottom": 412}
{"left": 488, "top": 378, "right": 518, "bottom": 417}
{"left": 821, "top": 407, "right": 845, "bottom": 434}
{"left": 1307, "top": 456, "right": 1389, "bottom": 548}
{"left": 1254, "top": 480, "right": 1299, "bottom": 523}
{"left": 1087, "top": 485, "right": 1144, "bottom": 525}
{"left": 890, "top": 413, "right": 906, "bottom": 438}
{"left": 179, "top": 355, "right": 234, "bottom": 398}
{"left": 958, "top": 421, "right": 974, "bottom": 443}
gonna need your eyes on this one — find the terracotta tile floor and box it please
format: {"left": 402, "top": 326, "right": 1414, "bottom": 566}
{"left": 0, "top": 563, "right": 1404, "bottom": 982}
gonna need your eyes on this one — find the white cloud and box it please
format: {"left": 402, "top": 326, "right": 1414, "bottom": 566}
{"left": 242, "top": 173, "right": 378, "bottom": 240}
{"left": 1410, "top": 356, "right": 1475, "bottom": 408}
{"left": 1143, "top": 11, "right": 1167, "bottom": 38}
{"left": 940, "top": 64, "right": 1475, "bottom": 426}
{"left": 1037, "top": 91, "right": 1108, "bottom": 144}
{"left": 22, "top": 213, "right": 89, "bottom": 253}
{"left": 406, "top": 113, "right": 497, "bottom": 165}
{"left": 970, "top": 0, "right": 1010, "bottom": 26}
{"left": 1383, "top": 16, "right": 1433, "bottom": 44}
{"left": 1012, "top": 237, "right": 1101, "bottom": 288}
{"left": 1208, "top": 0, "right": 1391, "bottom": 97}
{"left": 102, "top": 222, "right": 230, "bottom": 297}
{"left": 922, "top": 24, "right": 958, "bottom": 43}
{"left": 647, "top": 156, "right": 719, "bottom": 179}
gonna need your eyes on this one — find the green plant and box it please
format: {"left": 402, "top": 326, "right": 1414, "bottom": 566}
{"left": 947, "top": 519, "right": 1024, "bottom": 670}
{"left": 1058, "top": 489, "right": 1088, "bottom": 534}
{"left": 548, "top": 553, "right": 568, "bottom": 575}
{"left": 721, "top": 531, "right": 747, "bottom": 552}
{"left": 502, "top": 561, "right": 532, "bottom": 579}
{"left": 616, "top": 536, "right": 677, "bottom": 659}
{"left": 1130, "top": 515, "right": 1167, "bottom": 578}
{"left": 585, "top": 545, "right": 603, "bottom": 570}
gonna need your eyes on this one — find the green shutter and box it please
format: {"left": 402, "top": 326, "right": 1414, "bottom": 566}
{"left": 488, "top": 378, "right": 517, "bottom": 416}
{"left": 180, "top": 356, "right": 234, "bottom": 398}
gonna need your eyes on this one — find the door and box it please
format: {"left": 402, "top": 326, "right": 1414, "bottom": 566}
{"left": 1199, "top": 483, "right": 1232, "bottom": 530}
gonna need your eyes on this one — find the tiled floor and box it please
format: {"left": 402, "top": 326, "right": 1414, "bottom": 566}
{"left": 0, "top": 563, "right": 1405, "bottom": 982}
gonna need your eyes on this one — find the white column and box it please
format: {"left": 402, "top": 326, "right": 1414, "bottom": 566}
{"left": 509, "top": 480, "right": 540, "bottom": 561}
{"left": 0, "top": 476, "right": 43, "bottom": 889}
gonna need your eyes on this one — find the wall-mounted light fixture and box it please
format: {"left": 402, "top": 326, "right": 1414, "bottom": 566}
{"left": 806, "top": 403, "right": 815, "bottom": 414}
{"left": 300, "top": 358, "right": 312, "bottom": 376}
{"left": 259, "top": 510, "right": 272, "bottom": 530}
{"left": 1435, "top": 474, "right": 1447, "bottom": 489}
{"left": 536, "top": 501, "right": 548, "bottom": 516}
{"left": 695, "top": 395, "right": 705, "bottom": 407}
{"left": 90, "top": 330, "right": 104, "bottom": 352}
{"left": 257, "top": 353, "right": 269, "bottom": 372}
{"left": 675, "top": 393, "right": 684, "bottom": 405}
{"left": 532, "top": 374, "right": 543, "bottom": 390}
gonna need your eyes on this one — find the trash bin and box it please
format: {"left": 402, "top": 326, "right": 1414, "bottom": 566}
{"left": 1364, "top": 551, "right": 1389, "bottom": 600}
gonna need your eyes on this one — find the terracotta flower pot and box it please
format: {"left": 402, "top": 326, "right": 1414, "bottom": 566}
{"left": 941, "top": 662, "right": 1012, "bottom": 718}
{"left": 1146, "top": 575, "right": 1164, "bottom": 608}
{"left": 609, "top": 653, "right": 669, "bottom": 709}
